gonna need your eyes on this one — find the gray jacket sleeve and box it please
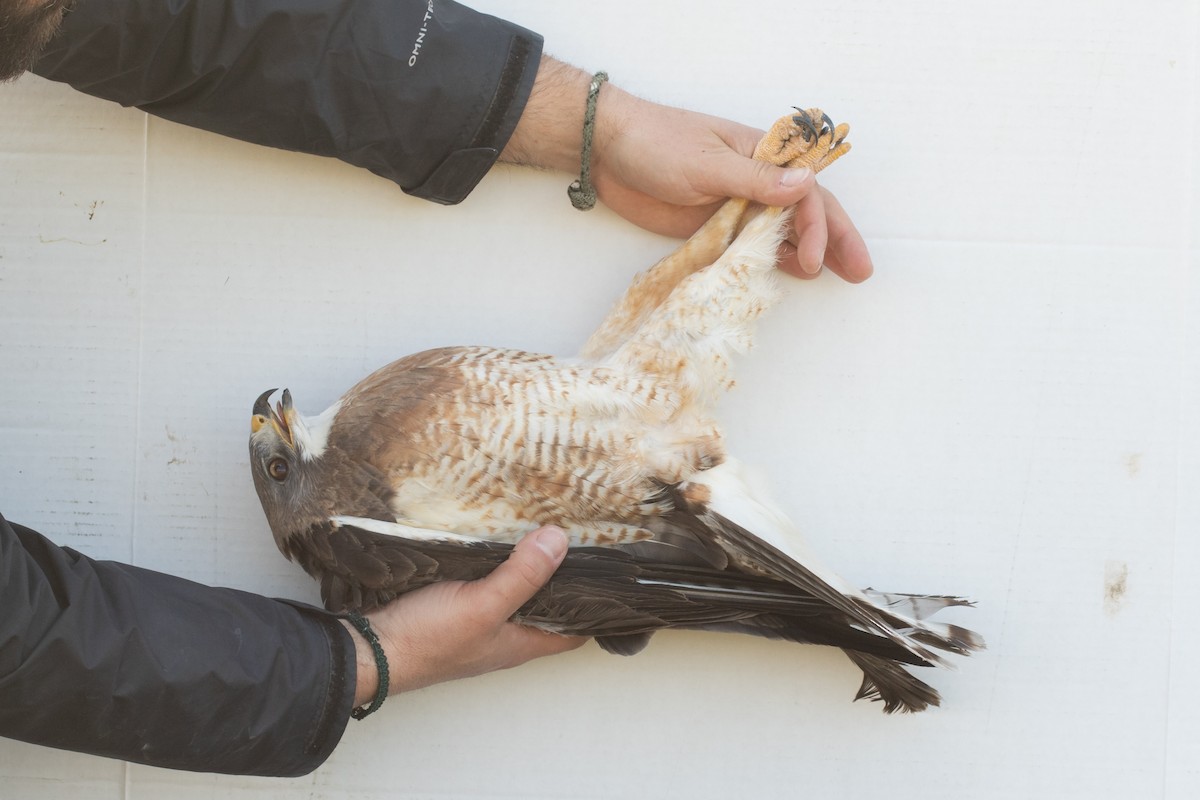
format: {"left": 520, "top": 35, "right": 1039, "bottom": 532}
{"left": 32, "top": 0, "right": 544, "bottom": 204}
{"left": 0, "top": 513, "right": 356, "bottom": 776}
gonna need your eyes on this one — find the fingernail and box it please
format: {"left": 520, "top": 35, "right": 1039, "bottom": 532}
{"left": 780, "top": 167, "right": 812, "bottom": 188}
{"left": 802, "top": 260, "right": 823, "bottom": 275}
{"left": 533, "top": 526, "right": 567, "bottom": 559}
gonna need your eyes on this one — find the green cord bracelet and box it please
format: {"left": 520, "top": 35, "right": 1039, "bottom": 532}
{"left": 567, "top": 71, "right": 608, "bottom": 210}
{"left": 347, "top": 611, "right": 389, "bottom": 720}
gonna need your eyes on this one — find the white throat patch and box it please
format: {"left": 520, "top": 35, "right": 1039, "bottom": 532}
{"left": 294, "top": 400, "right": 342, "bottom": 462}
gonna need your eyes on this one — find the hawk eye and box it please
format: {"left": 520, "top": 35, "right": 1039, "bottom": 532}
{"left": 267, "top": 457, "right": 289, "bottom": 482}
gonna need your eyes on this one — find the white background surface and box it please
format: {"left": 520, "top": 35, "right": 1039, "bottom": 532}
{"left": 1, "top": 0, "right": 1197, "bottom": 797}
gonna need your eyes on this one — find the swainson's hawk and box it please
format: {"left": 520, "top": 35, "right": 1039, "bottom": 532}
{"left": 249, "top": 110, "right": 983, "bottom": 712}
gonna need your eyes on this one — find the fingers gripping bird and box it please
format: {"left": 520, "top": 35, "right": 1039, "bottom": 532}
{"left": 249, "top": 110, "right": 983, "bottom": 713}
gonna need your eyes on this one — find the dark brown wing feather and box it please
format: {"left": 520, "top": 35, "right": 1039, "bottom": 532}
{"left": 287, "top": 521, "right": 943, "bottom": 676}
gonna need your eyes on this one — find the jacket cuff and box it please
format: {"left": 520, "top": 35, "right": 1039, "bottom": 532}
{"left": 0, "top": 516, "right": 356, "bottom": 777}
{"left": 406, "top": 32, "right": 540, "bottom": 204}
{"left": 284, "top": 602, "right": 358, "bottom": 771}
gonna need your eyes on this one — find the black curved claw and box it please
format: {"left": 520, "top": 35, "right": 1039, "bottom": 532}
{"left": 791, "top": 106, "right": 817, "bottom": 142}
{"left": 819, "top": 113, "right": 847, "bottom": 150}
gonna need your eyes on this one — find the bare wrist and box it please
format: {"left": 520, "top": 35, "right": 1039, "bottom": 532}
{"left": 589, "top": 81, "right": 634, "bottom": 176}
{"left": 502, "top": 56, "right": 622, "bottom": 173}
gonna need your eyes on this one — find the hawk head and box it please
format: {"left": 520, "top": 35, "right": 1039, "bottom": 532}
{"left": 248, "top": 388, "right": 346, "bottom": 555}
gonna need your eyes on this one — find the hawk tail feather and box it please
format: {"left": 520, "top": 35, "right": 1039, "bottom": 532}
{"left": 709, "top": 609, "right": 951, "bottom": 713}
{"left": 694, "top": 459, "right": 984, "bottom": 671}
{"left": 844, "top": 651, "right": 943, "bottom": 714}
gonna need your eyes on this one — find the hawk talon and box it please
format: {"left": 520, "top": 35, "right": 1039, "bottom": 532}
{"left": 752, "top": 108, "right": 850, "bottom": 172}
{"left": 782, "top": 108, "right": 849, "bottom": 158}
{"left": 791, "top": 107, "right": 818, "bottom": 143}
{"left": 819, "top": 113, "right": 842, "bottom": 150}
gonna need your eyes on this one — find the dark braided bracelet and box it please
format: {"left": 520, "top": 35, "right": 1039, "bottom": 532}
{"left": 346, "top": 611, "right": 389, "bottom": 720}
{"left": 567, "top": 71, "right": 609, "bottom": 210}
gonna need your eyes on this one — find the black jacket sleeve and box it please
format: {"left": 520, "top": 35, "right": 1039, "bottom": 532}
{"left": 32, "top": 0, "right": 544, "bottom": 204}
{"left": 0, "top": 513, "right": 356, "bottom": 777}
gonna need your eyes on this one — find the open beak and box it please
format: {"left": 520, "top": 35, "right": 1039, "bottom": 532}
{"left": 251, "top": 388, "right": 295, "bottom": 446}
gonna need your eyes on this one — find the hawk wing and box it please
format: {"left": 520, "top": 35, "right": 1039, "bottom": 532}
{"left": 287, "top": 509, "right": 974, "bottom": 713}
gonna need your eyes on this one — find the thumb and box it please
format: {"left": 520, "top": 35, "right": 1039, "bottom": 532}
{"left": 479, "top": 526, "right": 568, "bottom": 619}
{"left": 700, "top": 152, "right": 815, "bottom": 207}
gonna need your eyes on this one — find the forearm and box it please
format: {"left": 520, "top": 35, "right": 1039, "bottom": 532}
{"left": 499, "top": 55, "right": 638, "bottom": 175}
{"left": 499, "top": 56, "right": 593, "bottom": 171}
{"left": 0, "top": 515, "right": 355, "bottom": 776}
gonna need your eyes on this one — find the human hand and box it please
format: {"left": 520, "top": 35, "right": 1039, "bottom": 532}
{"left": 344, "top": 526, "right": 586, "bottom": 703}
{"left": 593, "top": 87, "right": 873, "bottom": 282}
{"left": 500, "top": 57, "right": 872, "bottom": 283}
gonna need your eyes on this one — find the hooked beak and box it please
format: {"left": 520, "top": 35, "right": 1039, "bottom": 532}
{"left": 251, "top": 388, "right": 295, "bottom": 445}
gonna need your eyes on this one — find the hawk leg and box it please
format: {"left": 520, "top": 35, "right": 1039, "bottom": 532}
{"left": 581, "top": 108, "right": 851, "bottom": 362}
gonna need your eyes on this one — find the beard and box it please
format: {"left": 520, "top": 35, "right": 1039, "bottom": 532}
{"left": 0, "top": 1, "right": 74, "bottom": 82}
